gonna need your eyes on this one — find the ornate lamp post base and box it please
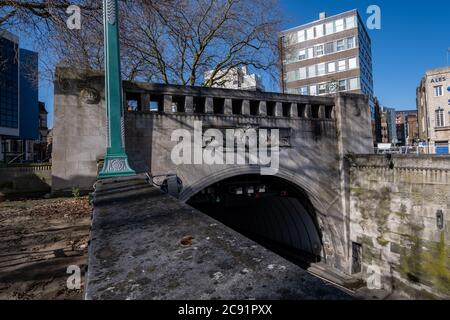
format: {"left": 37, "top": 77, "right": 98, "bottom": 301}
{"left": 99, "top": 0, "right": 136, "bottom": 180}
{"left": 99, "top": 153, "right": 136, "bottom": 178}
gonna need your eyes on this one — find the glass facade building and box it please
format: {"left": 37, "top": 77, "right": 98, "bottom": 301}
{"left": 0, "top": 30, "right": 39, "bottom": 162}
{"left": 279, "top": 10, "right": 375, "bottom": 117}
{"left": 19, "top": 49, "right": 39, "bottom": 140}
{"left": 0, "top": 31, "right": 20, "bottom": 136}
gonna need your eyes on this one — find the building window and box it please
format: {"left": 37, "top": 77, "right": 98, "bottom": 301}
{"left": 325, "top": 22, "right": 334, "bottom": 35}
{"left": 306, "top": 27, "right": 314, "bottom": 40}
{"left": 314, "top": 45, "right": 324, "bottom": 57}
{"left": 338, "top": 60, "right": 346, "bottom": 71}
{"left": 315, "top": 24, "right": 324, "bottom": 38}
{"left": 348, "top": 57, "right": 357, "bottom": 69}
{"left": 317, "top": 63, "right": 326, "bottom": 76}
{"left": 299, "top": 67, "right": 307, "bottom": 80}
{"left": 327, "top": 62, "right": 336, "bottom": 73}
{"left": 307, "top": 47, "right": 314, "bottom": 59}
{"left": 436, "top": 108, "right": 445, "bottom": 127}
{"left": 345, "top": 16, "right": 356, "bottom": 29}
{"left": 287, "top": 71, "right": 295, "bottom": 81}
{"left": 308, "top": 65, "right": 316, "bottom": 78}
{"left": 310, "top": 85, "right": 317, "bottom": 96}
{"left": 299, "top": 49, "right": 306, "bottom": 60}
{"left": 336, "top": 39, "right": 345, "bottom": 51}
{"left": 339, "top": 80, "right": 347, "bottom": 91}
{"left": 347, "top": 37, "right": 355, "bottom": 49}
{"left": 335, "top": 19, "right": 344, "bottom": 32}
{"left": 434, "top": 86, "right": 443, "bottom": 97}
{"left": 349, "top": 78, "right": 359, "bottom": 90}
{"left": 298, "top": 30, "right": 305, "bottom": 42}
{"left": 325, "top": 42, "right": 334, "bottom": 54}
{"left": 318, "top": 83, "right": 327, "bottom": 94}
{"left": 287, "top": 32, "right": 297, "bottom": 45}
{"left": 299, "top": 86, "right": 308, "bottom": 95}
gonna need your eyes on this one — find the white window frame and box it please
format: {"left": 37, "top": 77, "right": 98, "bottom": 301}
{"left": 309, "top": 85, "right": 317, "bottom": 96}
{"left": 306, "top": 27, "right": 315, "bottom": 40}
{"left": 317, "top": 83, "right": 327, "bottom": 95}
{"left": 436, "top": 108, "right": 445, "bottom": 127}
{"left": 308, "top": 65, "right": 316, "bottom": 78}
{"left": 335, "top": 19, "right": 344, "bottom": 32}
{"left": 327, "top": 62, "right": 336, "bottom": 73}
{"left": 315, "top": 24, "right": 324, "bottom": 38}
{"left": 298, "top": 30, "right": 306, "bottom": 42}
{"left": 348, "top": 57, "right": 357, "bottom": 69}
{"left": 325, "top": 22, "right": 334, "bottom": 35}
{"left": 317, "top": 63, "right": 326, "bottom": 76}
{"left": 338, "top": 60, "right": 346, "bottom": 71}
{"left": 336, "top": 39, "right": 345, "bottom": 51}
{"left": 434, "top": 86, "right": 443, "bottom": 97}
{"left": 299, "top": 86, "right": 308, "bottom": 95}
{"left": 299, "top": 49, "right": 306, "bottom": 60}
{"left": 345, "top": 16, "right": 356, "bottom": 29}
{"left": 349, "top": 78, "right": 359, "bottom": 90}
{"left": 314, "top": 44, "right": 324, "bottom": 57}
{"left": 299, "top": 67, "right": 307, "bottom": 80}
{"left": 347, "top": 37, "right": 355, "bottom": 49}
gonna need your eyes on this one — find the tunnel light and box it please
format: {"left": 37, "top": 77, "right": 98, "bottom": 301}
{"left": 258, "top": 185, "right": 266, "bottom": 193}
{"left": 235, "top": 187, "right": 243, "bottom": 195}
{"left": 207, "top": 187, "right": 214, "bottom": 194}
{"left": 247, "top": 186, "right": 255, "bottom": 194}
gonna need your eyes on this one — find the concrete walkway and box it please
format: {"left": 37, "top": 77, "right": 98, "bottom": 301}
{"left": 85, "top": 181, "right": 351, "bottom": 300}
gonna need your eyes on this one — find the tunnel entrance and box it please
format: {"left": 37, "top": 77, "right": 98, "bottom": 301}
{"left": 187, "top": 174, "right": 323, "bottom": 268}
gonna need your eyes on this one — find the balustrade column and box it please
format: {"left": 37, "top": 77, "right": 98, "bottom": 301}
{"left": 274, "top": 102, "right": 283, "bottom": 117}
{"left": 258, "top": 101, "right": 267, "bottom": 116}
{"left": 224, "top": 98, "right": 233, "bottom": 115}
{"left": 140, "top": 93, "right": 150, "bottom": 111}
{"left": 185, "top": 96, "right": 194, "bottom": 113}
{"left": 290, "top": 103, "right": 298, "bottom": 117}
{"left": 205, "top": 97, "right": 214, "bottom": 113}
{"left": 304, "top": 104, "right": 312, "bottom": 118}
{"left": 318, "top": 105, "right": 326, "bottom": 119}
{"left": 163, "top": 95, "right": 173, "bottom": 113}
{"left": 242, "top": 100, "right": 250, "bottom": 115}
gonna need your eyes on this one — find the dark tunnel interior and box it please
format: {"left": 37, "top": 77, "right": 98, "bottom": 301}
{"left": 187, "top": 174, "right": 324, "bottom": 269}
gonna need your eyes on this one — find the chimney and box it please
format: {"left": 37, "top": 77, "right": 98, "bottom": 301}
{"left": 319, "top": 12, "right": 326, "bottom": 20}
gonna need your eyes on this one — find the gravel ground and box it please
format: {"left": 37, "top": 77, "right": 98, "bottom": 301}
{"left": 0, "top": 197, "right": 91, "bottom": 300}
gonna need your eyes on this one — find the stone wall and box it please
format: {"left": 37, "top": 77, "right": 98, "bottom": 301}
{"left": 0, "top": 164, "right": 51, "bottom": 195}
{"left": 52, "top": 67, "right": 373, "bottom": 274}
{"left": 348, "top": 155, "right": 450, "bottom": 298}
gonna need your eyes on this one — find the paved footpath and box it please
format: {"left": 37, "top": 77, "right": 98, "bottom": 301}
{"left": 85, "top": 186, "right": 352, "bottom": 300}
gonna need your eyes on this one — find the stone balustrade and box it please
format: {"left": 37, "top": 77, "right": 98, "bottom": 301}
{"left": 123, "top": 82, "right": 335, "bottom": 120}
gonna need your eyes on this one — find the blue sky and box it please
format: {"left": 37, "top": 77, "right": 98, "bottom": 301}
{"left": 18, "top": 0, "right": 450, "bottom": 127}
{"left": 278, "top": 0, "right": 450, "bottom": 110}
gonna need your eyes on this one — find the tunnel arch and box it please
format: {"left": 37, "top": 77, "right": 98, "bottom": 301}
{"left": 179, "top": 166, "right": 343, "bottom": 267}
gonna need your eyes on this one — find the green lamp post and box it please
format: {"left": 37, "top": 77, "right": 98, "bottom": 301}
{"left": 99, "top": 0, "right": 135, "bottom": 178}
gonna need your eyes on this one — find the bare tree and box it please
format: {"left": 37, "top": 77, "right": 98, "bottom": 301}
{"left": 121, "top": 0, "right": 282, "bottom": 86}
{"left": 1, "top": 0, "right": 282, "bottom": 86}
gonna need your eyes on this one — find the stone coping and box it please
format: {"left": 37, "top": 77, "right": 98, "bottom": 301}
{"left": 84, "top": 186, "right": 350, "bottom": 300}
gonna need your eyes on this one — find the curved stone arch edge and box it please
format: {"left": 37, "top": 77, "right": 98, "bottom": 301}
{"left": 176, "top": 165, "right": 346, "bottom": 270}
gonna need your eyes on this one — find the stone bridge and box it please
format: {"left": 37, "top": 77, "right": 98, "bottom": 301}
{"left": 53, "top": 67, "right": 373, "bottom": 280}
{"left": 53, "top": 68, "right": 450, "bottom": 299}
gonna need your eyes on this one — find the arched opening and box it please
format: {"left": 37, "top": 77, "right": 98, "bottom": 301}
{"left": 187, "top": 174, "right": 323, "bottom": 268}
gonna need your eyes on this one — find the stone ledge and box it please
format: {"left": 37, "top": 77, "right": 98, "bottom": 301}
{"left": 84, "top": 186, "right": 351, "bottom": 300}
